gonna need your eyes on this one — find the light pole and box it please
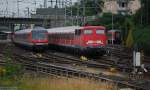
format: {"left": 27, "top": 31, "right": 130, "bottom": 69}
{"left": 111, "top": 1, "right": 114, "bottom": 45}
{"left": 112, "top": 13, "right": 114, "bottom": 29}
{"left": 76, "top": 0, "right": 82, "bottom": 25}
{"left": 111, "top": 1, "right": 114, "bottom": 30}
{"left": 44, "top": 0, "right": 47, "bottom": 8}
{"left": 33, "top": 0, "right": 37, "bottom": 10}
{"left": 83, "top": 0, "right": 86, "bottom": 25}
{"left": 26, "top": 7, "right": 30, "bottom": 18}
{"left": 17, "top": 0, "right": 22, "bottom": 17}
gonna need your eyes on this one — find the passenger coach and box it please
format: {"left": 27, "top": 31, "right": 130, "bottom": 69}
{"left": 13, "top": 27, "right": 48, "bottom": 50}
{"left": 107, "top": 30, "right": 121, "bottom": 44}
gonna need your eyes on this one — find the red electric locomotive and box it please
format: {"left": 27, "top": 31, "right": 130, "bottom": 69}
{"left": 47, "top": 26, "right": 107, "bottom": 56}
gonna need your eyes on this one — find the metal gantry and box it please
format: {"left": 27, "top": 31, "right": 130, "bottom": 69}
{"left": 64, "top": 0, "right": 73, "bottom": 26}
{"left": 47, "top": 0, "right": 73, "bottom": 26}
{"left": 0, "top": 0, "right": 106, "bottom": 26}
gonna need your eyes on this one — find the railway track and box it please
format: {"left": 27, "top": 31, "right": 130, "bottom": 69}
{"left": 1, "top": 53, "right": 150, "bottom": 90}
{"left": 14, "top": 52, "right": 112, "bottom": 69}
{"left": 1, "top": 44, "right": 150, "bottom": 89}
{"left": 30, "top": 50, "right": 133, "bottom": 72}
{"left": 8, "top": 45, "right": 134, "bottom": 74}
{"left": 0, "top": 43, "right": 145, "bottom": 72}
{"left": 0, "top": 43, "right": 146, "bottom": 73}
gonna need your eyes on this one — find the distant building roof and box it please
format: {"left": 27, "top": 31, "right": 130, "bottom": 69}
{"left": 36, "top": 7, "right": 65, "bottom": 15}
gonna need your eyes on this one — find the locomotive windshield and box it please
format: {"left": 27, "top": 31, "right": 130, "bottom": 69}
{"left": 32, "top": 30, "right": 47, "bottom": 40}
{"left": 96, "top": 30, "right": 105, "bottom": 34}
{"left": 84, "top": 30, "right": 92, "bottom": 34}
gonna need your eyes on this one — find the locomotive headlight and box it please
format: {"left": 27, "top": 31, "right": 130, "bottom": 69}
{"left": 86, "top": 40, "right": 93, "bottom": 44}
{"left": 86, "top": 40, "right": 103, "bottom": 44}
{"left": 97, "top": 40, "right": 103, "bottom": 44}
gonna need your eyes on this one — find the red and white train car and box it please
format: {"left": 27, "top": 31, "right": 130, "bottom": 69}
{"left": 47, "top": 26, "right": 108, "bottom": 56}
{"left": 107, "top": 30, "right": 121, "bottom": 44}
{"left": 13, "top": 27, "right": 48, "bottom": 50}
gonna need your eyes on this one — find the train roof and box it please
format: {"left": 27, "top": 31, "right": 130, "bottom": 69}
{"left": 47, "top": 26, "right": 106, "bottom": 33}
{"left": 83, "top": 26, "right": 106, "bottom": 30}
{"left": 47, "top": 26, "right": 81, "bottom": 33}
{"left": 108, "top": 29, "right": 121, "bottom": 32}
{"left": 32, "top": 27, "right": 46, "bottom": 31}
{"left": 14, "top": 27, "right": 46, "bottom": 34}
{"left": 14, "top": 28, "right": 32, "bottom": 34}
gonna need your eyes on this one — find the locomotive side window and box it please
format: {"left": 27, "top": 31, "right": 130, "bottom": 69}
{"left": 96, "top": 30, "right": 105, "bottom": 34}
{"left": 84, "top": 30, "right": 92, "bottom": 34}
{"left": 75, "top": 29, "right": 81, "bottom": 35}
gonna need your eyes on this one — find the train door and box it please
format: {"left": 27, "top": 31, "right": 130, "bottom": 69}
{"left": 75, "top": 29, "right": 82, "bottom": 46}
{"left": 114, "top": 31, "right": 121, "bottom": 44}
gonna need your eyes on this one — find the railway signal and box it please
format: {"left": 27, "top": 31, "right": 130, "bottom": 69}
{"left": 130, "top": 49, "right": 147, "bottom": 80}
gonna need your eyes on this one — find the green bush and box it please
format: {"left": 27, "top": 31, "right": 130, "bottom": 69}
{"left": 133, "top": 26, "right": 150, "bottom": 54}
{"left": 0, "top": 47, "right": 22, "bottom": 87}
{"left": 86, "top": 13, "right": 129, "bottom": 30}
{"left": 1, "top": 47, "right": 22, "bottom": 80}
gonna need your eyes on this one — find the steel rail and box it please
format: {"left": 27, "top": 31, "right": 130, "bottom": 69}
{"left": 14, "top": 55, "right": 150, "bottom": 90}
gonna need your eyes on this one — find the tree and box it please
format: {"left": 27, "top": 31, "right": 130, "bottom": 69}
{"left": 72, "top": 0, "right": 104, "bottom": 16}
{"left": 125, "top": 18, "right": 134, "bottom": 48}
{"left": 134, "top": 0, "right": 150, "bottom": 27}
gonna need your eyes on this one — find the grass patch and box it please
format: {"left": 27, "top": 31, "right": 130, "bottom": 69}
{"left": 0, "top": 45, "right": 22, "bottom": 87}
{"left": 19, "top": 77, "right": 117, "bottom": 90}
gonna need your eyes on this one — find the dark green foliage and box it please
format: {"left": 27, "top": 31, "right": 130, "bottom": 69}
{"left": 72, "top": 0, "right": 104, "bottom": 16}
{"left": 124, "top": 18, "right": 134, "bottom": 48}
{"left": 133, "top": 26, "right": 150, "bottom": 53}
{"left": 86, "top": 13, "right": 128, "bottom": 30}
{"left": 132, "top": 0, "right": 150, "bottom": 53}
{"left": 0, "top": 47, "right": 22, "bottom": 87}
{"left": 1, "top": 47, "right": 22, "bottom": 80}
{"left": 133, "top": 0, "right": 150, "bottom": 26}
{"left": 4, "top": 64, "right": 22, "bottom": 79}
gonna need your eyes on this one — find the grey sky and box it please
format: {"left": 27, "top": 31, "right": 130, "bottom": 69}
{"left": 0, "top": 0, "right": 77, "bottom": 17}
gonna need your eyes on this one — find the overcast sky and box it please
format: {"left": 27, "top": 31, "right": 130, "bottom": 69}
{"left": 0, "top": 0, "right": 77, "bottom": 17}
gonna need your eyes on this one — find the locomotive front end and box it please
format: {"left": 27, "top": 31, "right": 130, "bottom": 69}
{"left": 79, "top": 26, "right": 107, "bottom": 56}
{"left": 30, "top": 27, "right": 48, "bottom": 49}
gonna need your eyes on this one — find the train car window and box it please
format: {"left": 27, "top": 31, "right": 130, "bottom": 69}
{"left": 84, "top": 30, "right": 92, "bottom": 34}
{"left": 32, "top": 31, "right": 47, "bottom": 40}
{"left": 96, "top": 30, "right": 105, "bottom": 34}
{"left": 107, "top": 33, "right": 112, "bottom": 37}
{"left": 75, "top": 29, "right": 81, "bottom": 35}
{"left": 107, "top": 33, "right": 113, "bottom": 40}
{"left": 116, "top": 32, "right": 121, "bottom": 38}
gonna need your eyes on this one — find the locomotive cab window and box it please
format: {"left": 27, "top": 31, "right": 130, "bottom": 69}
{"left": 96, "top": 30, "right": 105, "bottom": 34}
{"left": 84, "top": 30, "right": 92, "bottom": 34}
{"left": 75, "top": 29, "right": 81, "bottom": 35}
{"left": 32, "top": 30, "right": 47, "bottom": 40}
